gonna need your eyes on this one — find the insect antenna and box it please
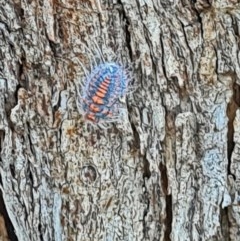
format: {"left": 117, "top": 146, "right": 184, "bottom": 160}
{"left": 92, "top": 39, "right": 106, "bottom": 63}
{"left": 72, "top": 57, "right": 89, "bottom": 79}
{"left": 97, "top": 123, "right": 110, "bottom": 129}
{"left": 80, "top": 42, "right": 98, "bottom": 71}
{"left": 114, "top": 54, "right": 122, "bottom": 65}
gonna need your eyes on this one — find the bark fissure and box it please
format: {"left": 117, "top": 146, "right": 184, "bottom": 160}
{"left": 143, "top": 154, "right": 150, "bottom": 179}
{"left": 165, "top": 194, "right": 172, "bottom": 241}
{"left": 227, "top": 81, "right": 240, "bottom": 178}
{"left": 159, "top": 36, "right": 167, "bottom": 81}
{"left": 160, "top": 162, "right": 172, "bottom": 241}
{"left": 119, "top": 1, "right": 133, "bottom": 62}
{"left": 0, "top": 131, "right": 4, "bottom": 154}
{"left": 0, "top": 190, "right": 18, "bottom": 241}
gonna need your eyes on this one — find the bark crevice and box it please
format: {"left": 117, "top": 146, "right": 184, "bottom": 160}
{"left": 165, "top": 194, "right": 172, "bottom": 241}
{"left": 0, "top": 190, "right": 18, "bottom": 241}
{"left": 227, "top": 81, "right": 240, "bottom": 178}
{"left": 159, "top": 162, "right": 172, "bottom": 241}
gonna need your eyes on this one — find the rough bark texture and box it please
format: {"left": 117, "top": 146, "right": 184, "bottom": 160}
{"left": 1, "top": 0, "right": 240, "bottom": 240}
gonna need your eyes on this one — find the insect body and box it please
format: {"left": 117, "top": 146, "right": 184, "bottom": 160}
{"left": 78, "top": 62, "right": 129, "bottom": 123}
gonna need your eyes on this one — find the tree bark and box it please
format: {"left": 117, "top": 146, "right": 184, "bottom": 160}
{"left": 0, "top": 0, "right": 240, "bottom": 240}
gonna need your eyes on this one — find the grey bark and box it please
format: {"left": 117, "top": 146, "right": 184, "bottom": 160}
{"left": 0, "top": 0, "right": 240, "bottom": 241}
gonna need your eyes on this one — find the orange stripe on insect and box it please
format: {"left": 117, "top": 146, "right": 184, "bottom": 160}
{"left": 86, "top": 113, "right": 96, "bottom": 122}
{"left": 103, "top": 79, "right": 110, "bottom": 85}
{"left": 96, "top": 90, "right": 106, "bottom": 98}
{"left": 101, "top": 82, "right": 110, "bottom": 89}
{"left": 98, "top": 87, "right": 107, "bottom": 94}
{"left": 92, "top": 95, "right": 104, "bottom": 105}
{"left": 103, "top": 77, "right": 110, "bottom": 83}
{"left": 89, "top": 104, "right": 101, "bottom": 113}
{"left": 99, "top": 83, "right": 108, "bottom": 91}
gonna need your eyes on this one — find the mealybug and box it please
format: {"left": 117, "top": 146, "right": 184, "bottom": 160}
{"left": 77, "top": 61, "right": 131, "bottom": 124}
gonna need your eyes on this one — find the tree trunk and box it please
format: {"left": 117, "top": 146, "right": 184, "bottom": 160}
{"left": 0, "top": 0, "right": 240, "bottom": 240}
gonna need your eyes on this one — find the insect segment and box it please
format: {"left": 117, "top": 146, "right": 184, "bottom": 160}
{"left": 78, "top": 62, "right": 130, "bottom": 123}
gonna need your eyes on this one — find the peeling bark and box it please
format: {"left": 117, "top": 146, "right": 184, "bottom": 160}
{"left": 1, "top": 0, "right": 240, "bottom": 240}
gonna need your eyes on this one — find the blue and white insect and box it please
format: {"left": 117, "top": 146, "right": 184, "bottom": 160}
{"left": 76, "top": 47, "right": 132, "bottom": 124}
